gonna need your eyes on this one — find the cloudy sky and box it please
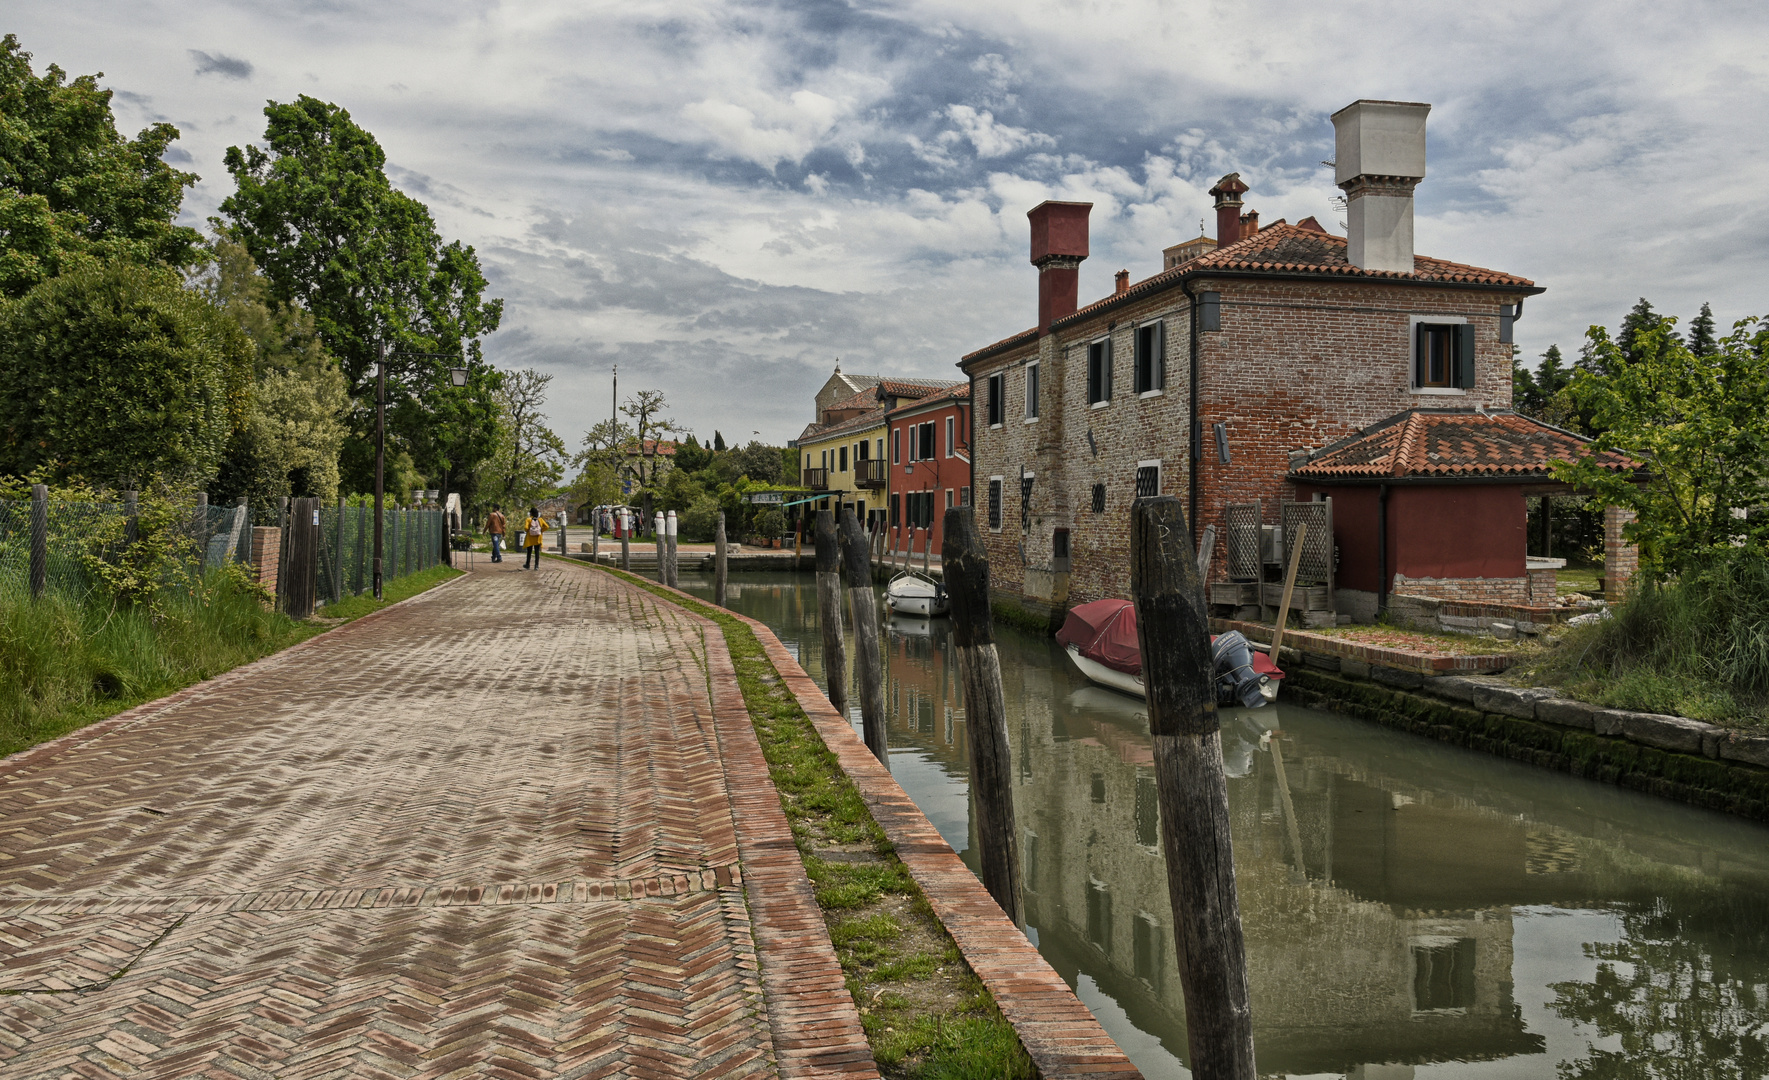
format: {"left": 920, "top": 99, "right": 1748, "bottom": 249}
{"left": 13, "top": 1, "right": 1769, "bottom": 447}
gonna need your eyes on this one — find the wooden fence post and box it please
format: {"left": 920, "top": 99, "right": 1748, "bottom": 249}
{"left": 941, "top": 506, "right": 1021, "bottom": 924}
{"left": 714, "top": 512, "right": 729, "bottom": 607}
{"left": 842, "top": 509, "right": 889, "bottom": 764}
{"left": 815, "top": 510, "right": 848, "bottom": 718}
{"left": 1129, "top": 496, "right": 1255, "bottom": 1080}
{"left": 29, "top": 483, "right": 48, "bottom": 600}
{"left": 282, "top": 497, "right": 319, "bottom": 619}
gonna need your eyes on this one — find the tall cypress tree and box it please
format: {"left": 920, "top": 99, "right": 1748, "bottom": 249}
{"left": 1686, "top": 302, "right": 1718, "bottom": 357}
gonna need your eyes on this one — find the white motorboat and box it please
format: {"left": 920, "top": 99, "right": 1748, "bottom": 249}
{"left": 1064, "top": 644, "right": 1146, "bottom": 697}
{"left": 885, "top": 570, "right": 949, "bottom": 617}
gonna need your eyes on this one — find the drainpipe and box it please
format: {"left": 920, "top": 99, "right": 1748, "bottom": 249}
{"left": 1181, "top": 277, "right": 1202, "bottom": 547}
{"left": 1377, "top": 482, "right": 1390, "bottom": 613}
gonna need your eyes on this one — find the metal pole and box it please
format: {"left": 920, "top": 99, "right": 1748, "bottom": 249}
{"left": 29, "top": 483, "right": 48, "bottom": 600}
{"left": 373, "top": 342, "right": 386, "bottom": 600}
{"left": 334, "top": 496, "right": 346, "bottom": 603}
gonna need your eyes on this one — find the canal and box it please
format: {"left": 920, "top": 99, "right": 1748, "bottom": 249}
{"left": 679, "top": 570, "right": 1769, "bottom": 1080}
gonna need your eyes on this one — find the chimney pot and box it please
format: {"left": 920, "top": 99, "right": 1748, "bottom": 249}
{"left": 1115, "top": 269, "right": 1129, "bottom": 294}
{"left": 1331, "top": 100, "right": 1429, "bottom": 273}
{"left": 1209, "top": 173, "right": 1249, "bottom": 247}
{"left": 1028, "top": 201, "right": 1092, "bottom": 334}
{"left": 1239, "top": 210, "right": 1259, "bottom": 237}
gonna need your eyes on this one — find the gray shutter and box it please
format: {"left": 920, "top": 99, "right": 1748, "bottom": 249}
{"left": 1200, "top": 292, "right": 1221, "bottom": 332}
{"left": 1456, "top": 323, "right": 1477, "bottom": 388}
{"left": 1104, "top": 338, "right": 1114, "bottom": 399}
{"left": 1415, "top": 323, "right": 1429, "bottom": 387}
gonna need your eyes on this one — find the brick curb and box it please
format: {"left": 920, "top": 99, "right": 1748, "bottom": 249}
{"left": 0, "top": 569, "right": 470, "bottom": 782}
{"left": 1212, "top": 616, "right": 1515, "bottom": 674}
{"left": 731, "top": 612, "right": 1144, "bottom": 1080}
{"left": 574, "top": 562, "right": 879, "bottom": 1079}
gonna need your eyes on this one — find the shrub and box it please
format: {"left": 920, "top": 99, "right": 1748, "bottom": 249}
{"left": 680, "top": 493, "right": 721, "bottom": 542}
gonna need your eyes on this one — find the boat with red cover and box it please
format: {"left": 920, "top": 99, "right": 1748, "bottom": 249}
{"left": 1055, "top": 598, "right": 1284, "bottom": 706}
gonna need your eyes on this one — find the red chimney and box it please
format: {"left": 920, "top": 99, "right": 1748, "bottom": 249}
{"left": 1239, "top": 209, "right": 1259, "bottom": 237}
{"left": 1209, "top": 173, "right": 1249, "bottom": 247}
{"left": 1115, "top": 269, "right": 1129, "bottom": 294}
{"left": 1028, "top": 201, "right": 1091, "bottom": 334}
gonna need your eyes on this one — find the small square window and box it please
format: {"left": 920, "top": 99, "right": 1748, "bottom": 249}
{"left": 1135, "top": 464, "right": 1160, "bottom": 500}
{"left": 1416, "top": 322, "right": 1476, "bottom": 389}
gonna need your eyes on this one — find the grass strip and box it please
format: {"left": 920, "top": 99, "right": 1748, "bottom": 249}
{"left": 0, "top": 564, "right": 460, "bottom": 759}
{"left": 585, "top": 560, "right": 1035, "bottom": 1080}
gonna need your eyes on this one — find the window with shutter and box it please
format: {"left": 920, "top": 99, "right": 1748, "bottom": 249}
{"left": 959, "top": 485, "right": 970, "bottom": 506}
{"left": 1134, "top": 323, "right": 1163, "bottom": 394}
{"left": 1414, "top": 322, "right": 1475, "bottom": 389}
{"left": 988, "top": 374, "right": 1004, "bottom": 426}
{"left": 945, "top": 416, "right": 954, "bottom": 457}
{"left": 1025, "top": 361, "right": 1040, "bottom": 419}
{"left": 1020, "top": 474, "right": 1034, "bottom": 528}
{"left": 1088, "top": 339, "right": 1113, "bottom": 405}
{"left": 892, "top": 428, "right": 901, "bottom": 464}
{"left": 890, "top": 493, "right": 899, "bottom": 526}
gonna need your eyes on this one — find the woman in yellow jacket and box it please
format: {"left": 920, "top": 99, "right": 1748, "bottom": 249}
{"left": 520, "top": 506, "right": 547, "bottom": 570}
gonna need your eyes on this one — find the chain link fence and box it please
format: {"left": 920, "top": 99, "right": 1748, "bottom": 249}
{"left": 0, "top": 490, "right": 446, "bottom": 611}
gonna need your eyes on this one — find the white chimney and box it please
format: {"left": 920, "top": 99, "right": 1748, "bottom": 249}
{"left": 1331, "top": 100, "right": 1429, "bottom": 274}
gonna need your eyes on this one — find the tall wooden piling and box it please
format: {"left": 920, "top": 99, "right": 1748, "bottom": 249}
{"left": 941, "top": 506, "right": 1021, "bottom": 925}
{"left": 842, "top": 509, "right": 889, "bottom": 764}
{"left": 620, "top": 510, "right": 631, "bottom": 572}
{"left": 1129, "top": 496, "right": 1255, "bottom": 1080}
{"left": 665, "top": 510, "right": 679, "bottom": 588}
{"left": 714, "top": 512, "right": 729, "bottom": 608}
{"left": 654, "top": 513, "right": 666, "bottom": 584}
{"left": 814, "top": 510, "right": 848, "bottom": 718}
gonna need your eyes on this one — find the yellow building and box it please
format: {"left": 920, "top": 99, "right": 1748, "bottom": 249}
{"left": 795, "top": 367, "right": 959, "bottom": 528}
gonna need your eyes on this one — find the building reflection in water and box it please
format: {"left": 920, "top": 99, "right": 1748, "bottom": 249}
{"left": 682, "top": 573, "right": 1769, "bottom": 1080}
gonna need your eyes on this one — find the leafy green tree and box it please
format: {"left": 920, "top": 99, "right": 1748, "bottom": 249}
{"left": 216, "top": 96, "right": 502, "bottom": 494}
{"left": 0, "top": 35, "right": 203, "bottom": 296}
{"left": 476, "top": 368, "right": 565, "bottom": 511}
{"left": 1555, "top": 314, "right": 1769, "bottom": 577}
{"left": 674, "top": 434, "right": 711, "bottom": 473}
{"left": 0, "top": 261, "right": 250, "bottom": 486}
{"left": 619, "top": 389, "right": 678, "bottom": 518}
{"left": 1686, "top": 302, "right": 1718, "bottom": 358}
{"left": 713, "top": 430, "right": 726, "bottom": 452}
{"left": 731, "top": 440, "right": 784, "bottom": 484}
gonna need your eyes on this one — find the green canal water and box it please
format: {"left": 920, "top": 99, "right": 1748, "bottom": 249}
{"left": 679, "top": 570, "right": 1769, "bottom": 1080}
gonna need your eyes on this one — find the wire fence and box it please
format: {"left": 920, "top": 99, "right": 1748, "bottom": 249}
{"left": 0, "top": 492, "right": 446, "bottom": 610}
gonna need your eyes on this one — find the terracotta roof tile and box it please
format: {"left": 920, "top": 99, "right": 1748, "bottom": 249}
{"left": 885, "top": 382, "right": 970, "bottom": 418}
{"left": 961, "top": 224, "right": 1537, "bottom": 368}
{"left": 803, "top": 407, "right": 886, "bottom": 442}
{"left": 1290, "top": 410, "right": 1639, "bottom": 480}
{"left": 875, "top": 377, "right": 964, "bottom": 397}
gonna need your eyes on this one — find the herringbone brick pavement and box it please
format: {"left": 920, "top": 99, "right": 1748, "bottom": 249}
{"left": 0, "top": 562, "right": 870, "bottom": 1078}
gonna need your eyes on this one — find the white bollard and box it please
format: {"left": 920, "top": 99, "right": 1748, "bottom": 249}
{"left": 654, "top": 512, "right": 666, "bottom": 582}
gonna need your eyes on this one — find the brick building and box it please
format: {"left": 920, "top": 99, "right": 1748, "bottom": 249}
{"left": 956, "top": 99, "right": 1604, "bottom": 625}
{"left": 797, "top": 367, "right": 960, "bottom": 527}
{"left": 885, "top": 383, "right": 971, "bottom": 559}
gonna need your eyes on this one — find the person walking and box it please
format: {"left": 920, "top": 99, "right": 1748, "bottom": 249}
{"left": 487, "top": 506, "right": 507, "bottom": 562}
{"left": 521, "top": 506, "right": 546, "bottom": 570}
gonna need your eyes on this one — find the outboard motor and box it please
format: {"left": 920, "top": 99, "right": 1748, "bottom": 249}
{"left": 1212, "top": 631, "right": 1275, "bottom": 708}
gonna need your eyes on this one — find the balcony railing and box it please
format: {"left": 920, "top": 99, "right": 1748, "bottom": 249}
{"left": 854, "top": 459, "right": 888, "bottom": 488}
{"left": 802, "top": 468, "right": 829, "bottom": 490}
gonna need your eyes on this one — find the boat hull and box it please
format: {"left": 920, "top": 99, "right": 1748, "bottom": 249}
{"left": 1065, "top": 645, "right": 1146, "bottom": 699}
{"left": 885, "top": 573, "right": 949, "bottom": 617}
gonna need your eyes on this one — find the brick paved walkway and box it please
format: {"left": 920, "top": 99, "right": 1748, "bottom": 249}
{"left": 0, "top": 561, "right": 871, "bottom": 1079}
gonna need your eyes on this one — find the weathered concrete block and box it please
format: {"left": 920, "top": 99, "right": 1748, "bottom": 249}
{"left": 1371, "top": 665, "right": 1424, "bottom": 690}
{"left": 1440, "top": 615, "right": 1485, "bottom": 629}
{"left": 1489, "top": 621, "right": 1517, "bottom": 641}
{"left": 1340, "top": 658, "right": 1372, "bottom": 679}
{"left": 1535, "top": 698, "right": 1598, "bottom": 730}
{"left": 1617, "top": 712, "right": 1712, "bottom": 756}
{"left": 1427, "top": 675, "right": 1492, "bottom": 703}
{"left": 1593, "top": 709, "right": 1629, "bottom": 737}
{"left": 1718, "top": 732, "right": 1769, "bottom": 769}
{"left": 1472, "top": 684, "right": 1559, "bottom": 719}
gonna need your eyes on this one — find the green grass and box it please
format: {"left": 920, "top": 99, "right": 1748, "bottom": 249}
{"left": 0, "top": 564, "right": 461, "bottom": 759}
{"left": 1557, "top": 566, "right": 1603, "bottom": 596}
{"left": 581, "top": 558, "right": 1035, "bottom": 1080}
{"left": 320, "top": 564, "right": 460, "bottom": 620}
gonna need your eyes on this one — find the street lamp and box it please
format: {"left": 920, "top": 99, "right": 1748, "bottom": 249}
{"left": 450, "top": 367, "right": 468, "bottom": 388}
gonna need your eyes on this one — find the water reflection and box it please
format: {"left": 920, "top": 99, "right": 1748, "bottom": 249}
{"left": 681, "top": 572, "right": 1769, "bottom": 1079}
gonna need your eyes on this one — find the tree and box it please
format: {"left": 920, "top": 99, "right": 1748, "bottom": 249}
{"left": 1687, "top": 302, "right": 1719, "bottom": 358}
{"left": 732, "top": 440, "right": 784, "bottom": 484}
{"left": 0, "top": 261, "right": 251, "bottom": 486}
{"left": 620, "top": 390, "right": 678, "bottom": 515}
{"left": 713, "top": 430, "right": 726, "bottom": 452}
{"left": 483, "top": 368, "right": 565, "bottom": 510}
{"left": 197, "top": 240, "right": 348, "bottom": 511}
{"left": 0, "top": 35, "right": 203, "bottom": 296}
{"left": 1515, "top": 343, "right": 1576, "bottom": 427}
{"left": 1555, "top": 314, "right": 1769, "bottom": 577}
{"left": 216, "top": 96, "right": 503, "bottom": 494}
{"left": 674, "top": 434, "right": 711, "bottom": 473}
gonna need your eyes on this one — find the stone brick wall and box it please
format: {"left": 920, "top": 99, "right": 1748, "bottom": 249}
{"left": 1527, "top": 566, "right": 1558, "bottom": 604}
{"left": 964, "top": 271, "right": 1528, "bottom": 617}
{"left": 1603, "top": 505, "right": 1638, "bottom": 600}
{"left": 250, "top": 526, "right": 281, "bottom": 595}
{"left": 1391, "top": 573, "right": 1530, "bottom": 605}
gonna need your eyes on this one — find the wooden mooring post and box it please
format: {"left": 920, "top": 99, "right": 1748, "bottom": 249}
{"left": 814, "top": 510, "right": 848, "bottom": 718}
{"left": 665, "top": 510, "right": 679, "bottom": 588}
{"left": 714, "top": 512, "right": 729, "bottom": 607}
{"left": 941, "top": 506, "right": 1021, "bottom": 925}
{"left": 842, "top": 509, "right": 888, "bottom": 763}
{"left": 654, "top": 512, "right": 666, "bottom": 584}
{"left": 1130, "top": 496, "right": 1255, "bottom": 1080}
{"left": 620, "top": 510, "right": 631, "bottom": 572}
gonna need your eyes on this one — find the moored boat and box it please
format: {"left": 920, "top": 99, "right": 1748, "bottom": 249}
{"left": 885, "top": 570, "right": 949, "bottom": 617}
{"left": 1055, "top": 597, "right": 1283, "bottom": 706}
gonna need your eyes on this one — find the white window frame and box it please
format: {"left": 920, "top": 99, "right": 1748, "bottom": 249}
{"left": 1135, "top": 459, "right": 1162, "bottom": 499}
{"left": 1408, "top": 314, "right": 1470, "bottom": 396}
{"left": 1135, "top": 318, "right": 1165, "bottom": 398}
{"left": 1087, "top": 336, "right": 1113, "bottom": 409}
{"left": 944, "top": 416, "right": 955, "bottom": 458}
{"left": 1024, "top": 360, "right": 1040, "bottom": 422}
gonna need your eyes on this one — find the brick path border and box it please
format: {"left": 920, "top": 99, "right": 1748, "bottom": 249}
{"left": 570, "top": 553, "right": 1144, "bottom": 1080}
{"left": 597, "top": 568, "right": 878, "bottom": 1080}
{"left": 0, "top": 572, "right": 471, "bottom": 783}
{"left": 732, "top": 613, "right": 1144, "bottom": 1080}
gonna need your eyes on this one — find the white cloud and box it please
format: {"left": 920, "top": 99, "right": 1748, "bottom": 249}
{"left": 942, "top": 104, "right": 1054, "bottom": 158}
